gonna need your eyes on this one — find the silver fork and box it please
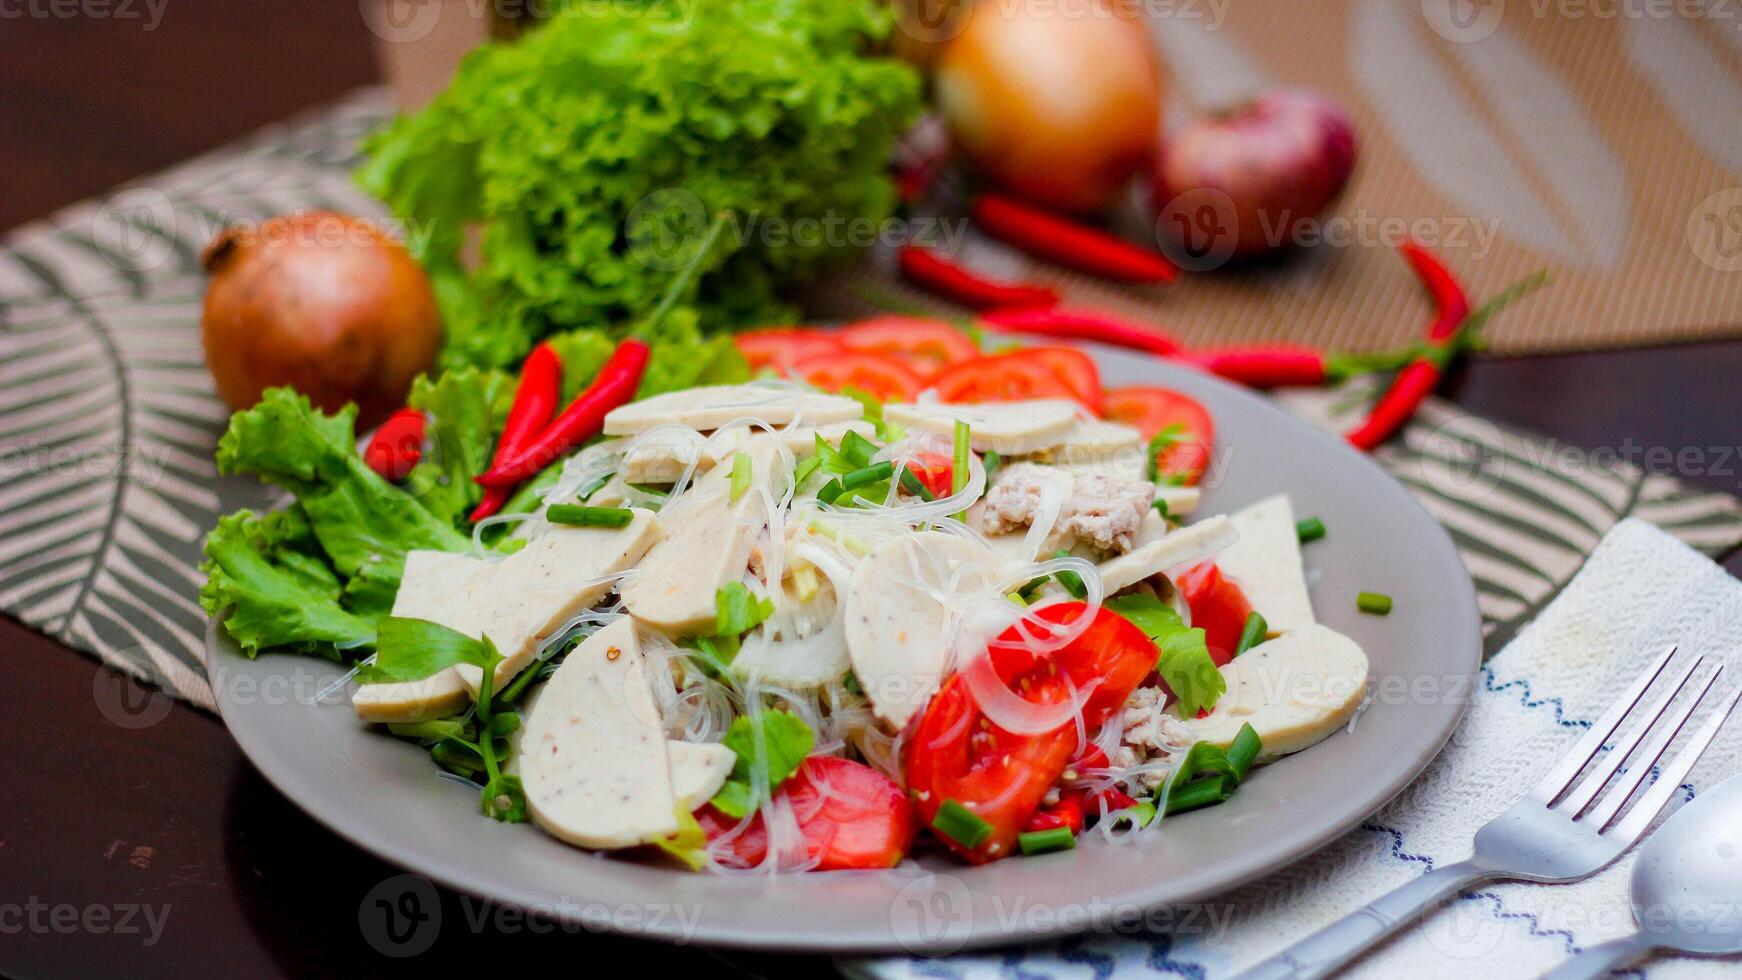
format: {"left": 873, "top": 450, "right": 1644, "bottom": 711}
{"left": 1235, "top": 646, "right": 1741, "bottom": 980}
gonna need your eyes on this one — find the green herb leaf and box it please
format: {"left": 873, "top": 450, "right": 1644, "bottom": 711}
{"left": 359, "top": 617, "right": 498, "bottom": 684}
{"left": 1106, "top": 594, "right": 1226, "bottom": 717}
{"left": 715, "top": 582, "right": 774, "bottom": 637}
{"left": 710, "top": 710, "right": 815, "bottom": 818}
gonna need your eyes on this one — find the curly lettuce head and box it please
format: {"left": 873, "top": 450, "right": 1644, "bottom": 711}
{"left": 359, "top": 0, "right": 921, "bottom": 369}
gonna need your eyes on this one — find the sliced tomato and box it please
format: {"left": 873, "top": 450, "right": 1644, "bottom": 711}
{"left": 906, "top": 602, "right": 1156, "bottom": 863}
{"left": 1173, "top": 562, "right": 1254, "bottom": 666}
{"left": 1103, "top": 386, "right": 1215, "bottom": 485}
{"left": 734, "top": 328, "right": 843, "bottom": 372}
{"left": 696, "top": 757, "right": 914, "bottom": 870}
{"left": 930, "top": 351, "right": 1075, "bottom": 405}
{"left": 790, "top": 351, "right": 923, "bottom": 402}
{"left": 838, "top": 316, "right": 980, "bottom": 374}
{"left": 1014, "top": 347, "right": 1103, "bottom": 414}
{"left": 902, "top": 452, "right": 956, "bottom": 499}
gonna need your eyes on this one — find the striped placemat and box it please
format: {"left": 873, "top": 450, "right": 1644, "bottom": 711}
{"left": 1, "top": 89, "right": 1739, "bottom": 708}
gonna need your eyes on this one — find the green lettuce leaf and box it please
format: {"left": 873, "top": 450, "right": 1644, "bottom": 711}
{"left": 1106, "top": 594, "right": 1227, "bottom": 717}
{"left": 357, "top": 0, "right": 921, "bottom": 369}
{"left": 199, "top": 510, "right": 372, "bottom": 657}
{"left": 402, "top": 366, "right": 514, "bottom": 525}
{"left": 709, "top": 709, "right": 814, "bottom": 819}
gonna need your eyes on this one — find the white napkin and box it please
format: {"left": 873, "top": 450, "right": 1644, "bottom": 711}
{"left": 853, "top": 519, "right": 1742, "bottom": 980}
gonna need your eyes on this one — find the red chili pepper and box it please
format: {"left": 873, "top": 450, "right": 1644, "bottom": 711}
{"left": 1179, "top": 347, "right": 1336, "bottom": 388}
{"left": 979, "top": 307, "right": 1183, "bottom": 356}
{"left": 1345, "top": 243, "right": 1471, "bottom": 451}
{"left": 971, "top": 193, "right": 1178, "bottom": 283}
{"left": 470, "top": 341, "right": 563, "bottom": 521}
{"left": 363, "top": 408, "right": 424, "bottom": 482}
{"left": 475, "top": 338, "right": 650, "bottom": 487}
{"left": 897, "top": 244, "right": 1059, "bottom": 310}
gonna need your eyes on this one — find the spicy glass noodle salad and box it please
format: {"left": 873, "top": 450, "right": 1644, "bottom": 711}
{"left": 203, "top": 319, "right": 1371, "bottom": 872}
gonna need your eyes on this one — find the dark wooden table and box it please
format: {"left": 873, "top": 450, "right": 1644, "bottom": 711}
{"left": 3, "top": 4, "right": 1740, "bottom": 978}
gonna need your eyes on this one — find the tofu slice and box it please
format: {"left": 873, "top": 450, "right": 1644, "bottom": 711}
{"left": 1097, "top": 514, "right": 1238, "bottom": 595}
{"left": 1216, "top": 494, "right": 1315, "bottom": 635}
{"left": 1030, "top": 419, "right": 1144, "bottom": 467}
{"left": 845, "top": 531, "right": 1000, "bottom": 728}
{"left": 454, "top": 510, "right": 661, "bottom": 694}
{"left": 1177, "top": 624, "right": 1369, "bottom": 758}
{"left": 519, "top": 618, "right": 680, "bottom": 848}
{"left": 618, "top": 420, "right": 875, "bottom": 485}
{"left": 620, "top": 439, "right": 780, "bottom": 634}
{"left": 669, "top": 741, "right": 736, "bottom": 809}
{"left": 884, "top": 400, "right": 1079, "bottom": 454}
{"left": 603, "top": 384, "right": 862, "bottom": 436}
{"left": 352, "top": 550, "right": 491, "bottom": 723}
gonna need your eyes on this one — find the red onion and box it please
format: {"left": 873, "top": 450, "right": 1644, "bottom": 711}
{"left": 1151, "top": 89, "right": 1357, "bottom": 262}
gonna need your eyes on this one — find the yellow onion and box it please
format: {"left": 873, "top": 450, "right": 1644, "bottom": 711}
{"left": 935, "top": 0, "right": 1162, "bottom": 215}
{"left": 200, "top": 211, "right": 441, "bottom": 427}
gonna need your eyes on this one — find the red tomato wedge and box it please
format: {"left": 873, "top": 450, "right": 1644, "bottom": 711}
{"left": 1173, "top": 562, "right": 1254, "bottom": 667}
{"left": 1103, "top": 386, "right": 1215, "bottom": 485}
{"left": 696, "top": 757, "right": 914, "bottom": 870}
{"left": 930, "top": 350, "right": 1078, "bottom": 406}
{"left": 902, "top": 453, "right": 956, "bottom": 499}
{"left": 906, "top": 602, "right": 1156, "bottom": 863}
{"left": 838, "top": 316, "right": 980, "bottom": 375}
{"left": 790, "top": 351, "right": 923, "bottom": 402}
{"left": 734, "top": 328, "right": 843, "bottom": 372}
{"left": 1016, "top": 346, "right": 1103, "bottom": 414}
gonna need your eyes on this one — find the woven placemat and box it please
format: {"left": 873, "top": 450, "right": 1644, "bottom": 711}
{"left": 375, "top": 0, "right": 1742, "bottom": 355}
{"left": 2, "top": 89, "right": 1740, "bottom": 709}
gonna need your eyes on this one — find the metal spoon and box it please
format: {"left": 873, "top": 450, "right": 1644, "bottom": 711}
{"left": 1542, "top": 771, "right": 1742, "bottom": 978}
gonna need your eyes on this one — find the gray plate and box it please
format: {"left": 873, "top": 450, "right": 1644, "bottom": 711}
{"left": 206, "top": 346, "right": 1480, "bottom": 954}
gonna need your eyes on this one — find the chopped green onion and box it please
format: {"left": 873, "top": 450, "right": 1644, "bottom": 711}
{"left": 1112, "top": 800, "right": 1157, "bottom": 829}
{"left": 814, "top": 432, "right": 855, "bottom": 475}
{"left": 898, "top": 466, "right": 935, "bottom": 501}
{"left": 1296, "top": 516, "right": 1326, "bottom": 543}
{"left": 728, "top": 452, "right": 752, "bottom": 503}
{"left": 981, "top": 449, "right": 1003, "bottom": 486}
{"left": 577, "top": 471, "right": 614, "bottom": 501}
{"left": 817, "top": 478, "right": 845, "bottom": 505}
{"left": 842, "top": 461, "right": 894, "bottom": 490}
{"left": 1165, "top": 773, "right": 1233, "bottom": 814}
{"left": 1005, "top": 591, "right": 1027, "bottom": 606}
{"left": 1152, "top": 498, "right": 1170, "bottom": 520}
{"left": 1017, "top": 827, "right": 1076, "bottom": 855}
{"left": 546, "top": 505, "right": 635, "bottom": 528}
{"left": 1357, "top": 591, "right": 1393, "bottom": 615}
{"left": 488, "top": 712, "right": 520, "bottom": 737}
{"left": 1051, "top": 549, "right": 1087, "bottom": 599}
{"left": 933, "top": 798, "right": 993, "bottom": 849}
{"left": 792, "top": 452, "right": 823, "bottom": 488}
{"left": 1234, "top": 611, "right": 1268, "bottom": 657}
{"left": 950, "top": 420, "right": 971, "bottom": 520}
{"left": 840, "top": 430, "right": 879, "bottom": 469}
{"left": 1225, "top": 723, "right": 1262, "bottom": 779}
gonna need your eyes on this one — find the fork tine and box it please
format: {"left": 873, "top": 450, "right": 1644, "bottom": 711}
{"left": 1585, "top": 665, "right": 1724, "bottom": 828}
{"left": 1557, "top": 654, "right": 1703, "bottom": 816}
{"left": 1605, "top": 683, "right": 1742, "bottom": 842}
{"left": 1532, "top": 645, "right": 1678, "bottom": 806}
